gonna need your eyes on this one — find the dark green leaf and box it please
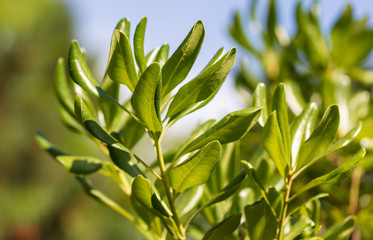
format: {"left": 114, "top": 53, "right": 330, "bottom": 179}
{"left": 202, "top": 213, "right": 242, "bottom": 240}
{"left": 35, "top": 131, "right": 65, "bottom": 158}
{"left": 132, "top": 63, "right": 162, "bottom": 136}
{"left": 207, "top": 171, "right": 246, "bottom": 206}
{"left": 108, "top": 145, "right": 143, "bottom": 178}
{"left": 263, "top": 112, "right": 288, "bottom": 179}
{"left": 134, "top": 17, "right": 147, "bottom": 74}
{"left": 169, "top": 141, "right": 221, "bottom": 193}
{"left": 121, "top": 117, "right": 146, "bottom": 149}
{"left": 245, "top": 198, "right": 277, "bottom": 240}
{"left": 56, "top": 155, "right": 103, "bottom": 174}
{"left": 161, "top": 20, "right": 205, "bottom": 97}
{"left": 179, "top": 107, "right": 261, "bottom": 155}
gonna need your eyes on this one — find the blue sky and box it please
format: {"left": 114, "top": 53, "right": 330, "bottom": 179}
{"left": 62, "top": 0, "right": 373, "bottom": 131}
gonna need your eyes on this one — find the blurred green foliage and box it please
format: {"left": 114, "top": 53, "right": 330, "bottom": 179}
{"left": 230, "top": 0, "right": 373, "bottom": 239}
{"left": 0, "top": 0, "right": 140, "bottom": 239}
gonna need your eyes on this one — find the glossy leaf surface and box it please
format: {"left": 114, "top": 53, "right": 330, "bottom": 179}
{"left": 202, "top": 213, "right": 242, "bottom": 240}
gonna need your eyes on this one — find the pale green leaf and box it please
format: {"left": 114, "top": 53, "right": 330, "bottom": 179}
{"left": 296, "top": 105, "right": 340, "bottom": 170}
{"left": 35, "top": 131, "right": 65, "bottom": 158}
{"left": 166, "top": 48, "right": 236, "bottom": 119}
{"left": 169, "top": 141, "right": 221, "bottom": 193}
{"left": 179, "top": 107, "right": 261, "bottom": 155}
{"left": 161, "top": 20, "right": 205, "bottom": 97}
{"left": 155, "top": 43, "right": 169, "bottom": 67}
{"left": 263, "top": 112, "right": 288, "bottom": 179}
{"left": 107, "top": 30, "right": 138, "bottom": 92}
{"left": 293, "top": 148, "right": 365, "bottom": 199}
{"left": 68, "top": 40, "right": 100, "bottom": 96}
{"left": 253, "top": 83, "right": 268, "bottom": 126}
{"left": 272, "top": 83, "right": 291, "bottom": 162}
{"left": 290, "top": 103, "right": 318, "bottom": 166}
{"left": 134, "top": 17, "right": 147, "bottom": 74}
{"left": 115, "top": 18, "right": 130, "bottom": 37}
{"left": 54, "top": 58, "right": 75, "bottom": 116}
{"left": 132, "top": 63, "right": 162, "bottom": 136}
{"left": 202, "top": 213, "right": 242, "bottom": 240}
{"left": 323, "top": 216, "right": 357, "bottom": 240}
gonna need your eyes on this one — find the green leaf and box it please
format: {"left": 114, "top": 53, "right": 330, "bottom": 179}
{"left": 179, "top": 107, "right": 261, "bottom": 155}
{"left": 266, "top": 0, "right": 277, "bottom": 45}
{"left": 58, "top": 105, "right": 83, "bottom": 134}
{"left": 54, "top": 58, "right": 75, "bottom": 116}
{"left": 253, "top": 83, "right": 268, "bottom": 126}
{"left": 107, "top": 30, "right": 138, "bottom": 92}
{"left": 323, "top": 216, "right": 357, "bottom": 240}
{"left": 207, "top": 171, "right": 246, "bottom": 206}
{"left": 161, "top": 20, "right": 205, "bottom": 97}
{"left": 290, "top": 103, "right": 318, "bottom": 166}
{"left": 155, "top": 43, "right": 169, "bottom": 67}
{"left": 284, "top": 217, "right": 313, "bottom": 240}
{"left": 56, "top": 155, "right": 103, "bottom": 174}
{"left": 76, "top": 176, "right": 135, "bottom": 221}
{"left": 169, "top": 141, "right": 221, "bottom": 193}
{"left": 132, "top": 175, "right": 171, "bottom": 217}
{"left": 132, "top": 63, "right": 162, "bottom": 136}
{"left": 229, "top": 12, "right": 257, "bottom": 55}
{"left": 202, "top": 213, "right": 242, "bottom": 240}
{"left": 35, "top": 131, "right": 65, "bottom": 158}
{"left": 134, "top": 17, "right": 147, "bottom": 74}
{"left": 115, "top": 18, "right": 130, "bottom": 37}
{"left": 293, "top": 148, "right": 365, "bottom": 199}
{"left": 108, "top": 145, "right": 143, "bottom": 178}
{"left": 166, "top": 48, "right": 236, "bottom": 119}
{"left": 74, "top": 96, "right": 136, "bottom": 160}
{"left": 201, "top": 47, "right": 225, "bottom": 71}
{"left": 68, "top": 40, "right": 100, "bottom": 96}
{"left": 263, "top": 112, "right": 288, "bottom": 179}
{"left": 272, "top": 83, "right": 291, "bottom": 162}
{"left": 296, "top": 105, "right": 340, "bottom": 170}
{"left": 267, "top": 187, "right": 282, "bottom": 218}
{"left": 175, "top": 186, "right": 204, "bottom": 216}
{"left": 121, "top": 117, "right": 146, "bottom": 149}
{"left": 244, "top": 198, "right": 277, "bottom": 240}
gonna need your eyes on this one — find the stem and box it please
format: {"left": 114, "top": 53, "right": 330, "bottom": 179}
{"left": 154, "top": 136, "right": 185, "bottom": 239}
{"left": 348, "top": 167, "right": 362, "bottom": 240}
{"left": 277, "top": 174, "right": 293, "bottom": 240}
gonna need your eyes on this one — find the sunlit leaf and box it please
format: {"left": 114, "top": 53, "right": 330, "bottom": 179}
{"left": 134, "top": 17, "right": 147, "bottom": 74}
{"left": 161, "top": 20, "right": 205, "bottom": 97}
{"left": 253, "top": 83, "right": 268, "bottom": 126}
{"left": 132, "top": 63, "right": 162, "bottom": 136}
{"left": 169, "top": 141, "right": 221, "bottom": 193}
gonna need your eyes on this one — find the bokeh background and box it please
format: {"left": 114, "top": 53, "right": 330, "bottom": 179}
{"left": 1, "top": 0, "right": 372, "bottom": 239}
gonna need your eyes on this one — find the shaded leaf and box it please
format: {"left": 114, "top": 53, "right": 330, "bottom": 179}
{"left": 108, "top": 145, "right": 143, "bottom": 178}
{"left": 323, "top": 216, "right": 357, "bottom": 240}
{"left": 169, "top": 141, "right": 221, "bottom": 193}
{"left": 35, "top": 131, "right": 65, "bottom": 158}
{"left": 54, "top": 58, "right": 75, "bottom": 116}
{"left": 202, "top": 213, "right": 242, "bottom": 240}
{"left": 245, "top": 198, "right": 277, "bottom": 240}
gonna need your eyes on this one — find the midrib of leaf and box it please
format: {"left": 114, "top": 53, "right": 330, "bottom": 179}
{"left": 162, "top": 30, "right": 196, "bottom": 97}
